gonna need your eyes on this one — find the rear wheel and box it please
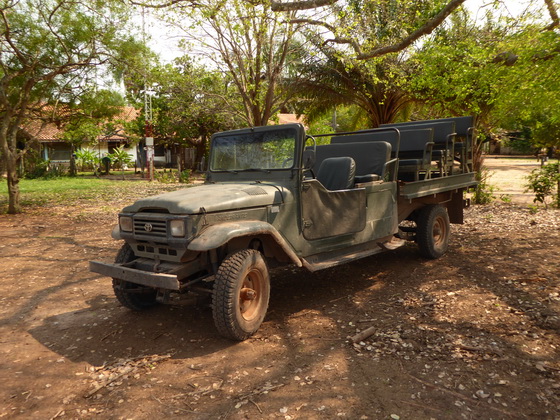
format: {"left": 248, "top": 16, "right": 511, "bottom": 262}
{"left": 112, "top": 243, "right": 158, "bottom": 311}
{"left": 212, "top": 249, "right": 270, "bottom": 341}
{"left": 416, "top": 205, "right": 450, "bottom": 259}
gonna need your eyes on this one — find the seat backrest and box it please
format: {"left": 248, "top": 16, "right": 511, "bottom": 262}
{"left": 331, "top": 130, "right": 399, "bottom": 146}
{"left": 317, "top": 157, "right": 356, "bottom": 191}
{"left": 399, "top": 128, "right": 434, "bottom": 155}
{"left": 381, "top": 121, "right": 455, "bottom": 145}
{"left": 331, "top": 128, "right": 433, "bottom": 158}
{"left": 331, "top": 131, "right": 399, "bottom": 156}
{"left": 436, "top": 117, "right": 473, "bottom": 137}
{"left": 312, "top": 141, "right": 391, "bottom": 177}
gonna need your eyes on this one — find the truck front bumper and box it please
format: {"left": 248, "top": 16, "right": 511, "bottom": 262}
{"left": 89, "top": 261, "right": 180, "bottom": 290}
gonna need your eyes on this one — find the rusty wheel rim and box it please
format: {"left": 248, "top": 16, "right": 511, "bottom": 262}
{"left": 432, "top": 215, "right": 447, "bottom": 248}
{"left": 239, "top": 268, "right": 264, "bottom": 321}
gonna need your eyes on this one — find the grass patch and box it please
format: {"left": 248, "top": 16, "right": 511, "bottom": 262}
{"left": 0, "top": 178, "right": 184, "bottom": 212}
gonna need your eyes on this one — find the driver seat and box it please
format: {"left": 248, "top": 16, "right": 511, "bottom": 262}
{"left": 317, "top": 157, "right": 356, "bottom": 191}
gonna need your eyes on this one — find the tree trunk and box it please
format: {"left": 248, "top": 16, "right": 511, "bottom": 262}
{"left": 69, "top": 144, "right": 77, "bottom": 176}
{"left": 190, "top": 136, "right": 207, "bottom": 172}
{"left": 6, "top": 149, "right": 21, "bottom": 214}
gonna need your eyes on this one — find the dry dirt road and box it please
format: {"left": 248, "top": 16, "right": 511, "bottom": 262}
{"left": 1, "top": 158, "right": 559, "bottom": 420}
{"left": 485, "top": 157, "right": 542, "bottom": 205}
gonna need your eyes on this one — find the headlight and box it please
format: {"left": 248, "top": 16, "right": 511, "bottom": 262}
{"left": 119, "top": 216, "right": 133, "bottom": 232}
{"left": 170, "top": 219, "right": 185, "bottom": 237}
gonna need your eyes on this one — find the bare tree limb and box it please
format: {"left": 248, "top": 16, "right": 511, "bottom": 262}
{"left": 544, "top": 0, "right": 559, "bottom": 30}
{"left": 128, "top": 0, "right": 200, "bottom": 8}
{"left": 289, "top": 18, "right": 335, "bottom": 32}
{"left": 314, "top": 0, "right": 467, "bottom": 60}
{"left": 271, "top": 0, "right": 337, "bottom": 12}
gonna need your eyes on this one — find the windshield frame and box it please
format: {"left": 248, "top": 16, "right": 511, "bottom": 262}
{"left": 209, "top": 125, "right": 300, "bottom": 174}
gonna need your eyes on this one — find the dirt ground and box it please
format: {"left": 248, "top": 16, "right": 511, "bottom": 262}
{"left": 1, "top": 158, "right": 559, "bottom": 420}
{"left": 484, "top": 157, "right": 542, "bottom": 205}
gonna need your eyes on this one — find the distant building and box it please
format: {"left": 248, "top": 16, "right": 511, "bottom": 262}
{"left": 18, "top": 106, "right": 140, "bottom": 166}
{"left": 272, "top": 113, "right": 307, "bottom": 128}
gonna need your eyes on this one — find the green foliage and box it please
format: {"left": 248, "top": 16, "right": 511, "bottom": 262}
{"left": 499, "top": 194, "right": 512, "bottom": 203}
{"left": 472, "top": 167, "right": 495, "bottom": 205}
{"left": 409, "top": 8, "right": 505, "bottom": 118}
{"left": 406, "top": 5, "right": 560, "bottom": 170}
{"left": 162, "top": 0, "right": 303, "bottom": 127}
{"left": 155, "top": 170, "right": 178, "bottom": 184}
{"left": 0, "top": 0, "right": 144, "bottom": 213}
{"left": 125, "top": 57, "right": 237, "bottom": 170}
{"left": 179, "top": 169, "right": 191, "bottom": 183}
{"left": 24, "top": 160, "right": 68, "bottom": 180}
{"left": 74, "top": 149, "right": 99, "bottom": 171}
{"left": 525, "top": 162, "right": 560, "bottom": 208}
{"left": 307, "top": 105, "right": 371, "bottom": 136}
{"left": 502, "top": 130, "right": 535, "bottom": 155}
{"left": 108, "top": 146, "right": 133, "bottom": 170}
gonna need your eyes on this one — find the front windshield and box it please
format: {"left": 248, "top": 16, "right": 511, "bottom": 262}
{"left": 210, "top": 127, "right": 296, "bottom": 171}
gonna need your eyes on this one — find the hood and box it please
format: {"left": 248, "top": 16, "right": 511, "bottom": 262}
{"left": 122, "top": 183, "right": 285, "bottom": 214}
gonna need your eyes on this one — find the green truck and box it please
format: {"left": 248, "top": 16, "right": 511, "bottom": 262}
{"left": 90, "top": 117, "right": 477, "bottom": 340}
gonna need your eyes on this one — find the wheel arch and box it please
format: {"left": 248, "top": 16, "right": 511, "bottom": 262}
{"left": 398, "top": 190, "right": 464, "bottom": 224}
{"left": 188, "top": 221, "right": 302, "bottom": 267}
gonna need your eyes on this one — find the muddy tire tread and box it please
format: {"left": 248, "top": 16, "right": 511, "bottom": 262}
{"left": 416, "top": 204, "right": 450, "bottom": 259}
{"left": 212, "top": 249, "right": 269, "bottom": 341}
{"left": 112, "top": 243, "right": 158, "bottom": 311}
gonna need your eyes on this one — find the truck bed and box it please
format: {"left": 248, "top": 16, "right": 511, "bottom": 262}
{"left": 399, "top": 172, "right": 477, "bottom": 200}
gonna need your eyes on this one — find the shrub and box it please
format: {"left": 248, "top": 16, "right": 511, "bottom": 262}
{"left": 472, "top": 167, "right": 495, "bottom": 205}
{"left": 24, "top": 160, "right": 67, "bottom": 179}
{"left": 179, "top": 169, "right": 191, "bottom": 183}
{"left": 108, "top": 145, "right": 133, "bottom": 170}
{"left": 525, "top": 162, "right": 560, "bottom": 208}
{"left": 155, "top": 170, "right": 176, "bottom": 183}
{"left": 74, "top": 149, "right": 98, "bottom": 171}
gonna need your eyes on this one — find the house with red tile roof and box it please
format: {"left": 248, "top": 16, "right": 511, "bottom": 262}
{"left": 18, "top": 106, "right": 141, "bottom": 165}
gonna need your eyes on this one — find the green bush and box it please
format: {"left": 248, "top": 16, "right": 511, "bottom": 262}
{"left": 525, "top": 162, "right": 560, "bottom": 208}
{"left": 472, "top": 167, "right": 495, "bottom": 205}
{"left": 108, "top": 145, "right": 133, "bottom": 170}
{"left": 155, "top": 170, "right": 177, "bottom": 183}
{"left": 74, "top": 149, "right": 99, "bottom": 171}
{"left": 179, "top": 169, "right": 191, "bottom": 183}
{"left": 24, "top": 160, "right": 67, "bottom": 179}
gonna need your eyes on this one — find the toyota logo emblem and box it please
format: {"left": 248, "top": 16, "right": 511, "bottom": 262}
{"left": 144, "top": 223, "right": 153, "bottom": 232}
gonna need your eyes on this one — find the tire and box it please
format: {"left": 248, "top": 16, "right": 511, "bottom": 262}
{"left": 416, "top": 205, "right": 450, "bottom": 259}
{"left": 112, "top": 243, "right": 158, "bottom": 311}
{"left": 212, "top": 249, "right": 270, "bottom": 341}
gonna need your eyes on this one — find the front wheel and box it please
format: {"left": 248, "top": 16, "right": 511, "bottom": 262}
{"left": 112, "top": 243, "right": 158, "bottom": 311}
{"left": 212, "top": 249, "right": 270, "bottom": 341}
{"left": 416, "top": 205, "right": 450, "bottom": 259}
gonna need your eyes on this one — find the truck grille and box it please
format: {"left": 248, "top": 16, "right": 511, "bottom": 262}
{"left": 133, "top": 218, "right": 167, "bottom": 238}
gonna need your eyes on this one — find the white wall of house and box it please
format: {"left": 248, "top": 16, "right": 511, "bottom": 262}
{"left": 42, "top": 142, "right": 139, "bottom": 167}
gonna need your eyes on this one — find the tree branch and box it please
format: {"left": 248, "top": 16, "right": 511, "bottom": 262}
{"left": 0, "top": 7, "right": 29, "bottom": 66}
{"left": 320, "top": 0, "right": 467, "bottom": 60}
{"left": 544, "top": 0, "right": 559, "bottom": 30}
{"left": 289, "top": 18, "right": 335, "bottom": 32}
{"left": 128, "top": 0, "right": 200, "bottom": 8}
{"left": 271, "top": 0, "right": 337, "bottom": 12}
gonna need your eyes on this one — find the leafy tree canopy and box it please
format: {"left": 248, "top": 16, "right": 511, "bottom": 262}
{"left": 1, "top": 0, "right": 144, "bottom": 213}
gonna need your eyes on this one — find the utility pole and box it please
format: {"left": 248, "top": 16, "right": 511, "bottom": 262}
{"left": 142, "top": 7, "right": 154, "bottom": 182}
{"left": 144, "top": 90, "right": 154, "bottom": 182}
